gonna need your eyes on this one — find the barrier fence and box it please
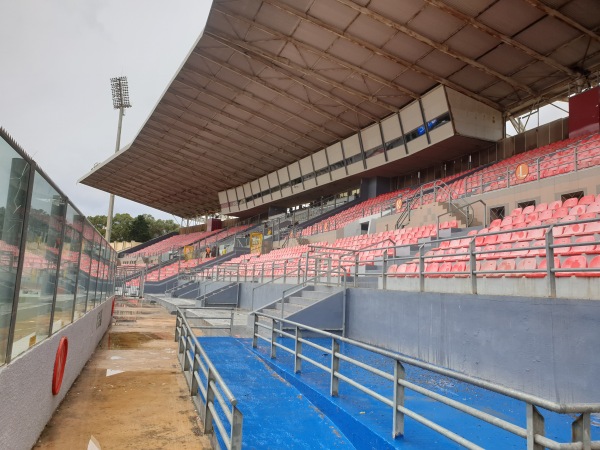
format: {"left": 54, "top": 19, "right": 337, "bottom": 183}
{"left": 175, "top": 308, "right": 242, "bottom": 450}
{"left": 252, "top": 312, "right": 600, "bottom": 450}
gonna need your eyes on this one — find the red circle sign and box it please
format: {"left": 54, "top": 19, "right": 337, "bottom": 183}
{"left": 515, "top": 163, "right": 529, "bottom": 180}
{"left": 52, "top": 337, "right": 69, "bottom": 395}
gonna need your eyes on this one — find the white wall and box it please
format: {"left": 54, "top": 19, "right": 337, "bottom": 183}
{"left": 0, "top": 299, "right": 113, "bottom": 450}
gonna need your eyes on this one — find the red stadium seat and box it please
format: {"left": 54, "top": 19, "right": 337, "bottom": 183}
{"left": 562, "top": 197, "right": 579, "bottom": 208}
{"left": 556, "top": 255, "right": 587, "bottom": 277}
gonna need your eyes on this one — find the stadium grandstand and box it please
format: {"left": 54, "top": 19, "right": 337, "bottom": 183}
{"left": 3, "top": 0, "right": 600, "bottom": 449}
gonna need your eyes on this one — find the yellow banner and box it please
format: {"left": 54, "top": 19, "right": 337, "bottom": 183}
{"left": 249, "top": 232, "right": 263, "bottom": 254}
{"left": 183, "top": 245, "right": 194, "bottom": 261}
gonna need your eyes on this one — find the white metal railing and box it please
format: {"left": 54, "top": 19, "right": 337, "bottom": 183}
{"left": 175, "top": 309, "right": 242, "bottom": 450}
{"left": 252, "top": 313, "right": 600, "bottom": 450}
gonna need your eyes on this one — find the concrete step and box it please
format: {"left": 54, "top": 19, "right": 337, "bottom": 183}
{"left": 288, "top": 296, "right": 320, "bottom": 307}
{"left": 271, "top": 302, "right": 303, "bottom": 317}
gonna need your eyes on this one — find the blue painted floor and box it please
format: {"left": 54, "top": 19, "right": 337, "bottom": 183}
{"left": 198, "top": 336, "right": 599, "bottom": 449}
{"left": 197, "top": 337, "right": 353, "bottom": 449}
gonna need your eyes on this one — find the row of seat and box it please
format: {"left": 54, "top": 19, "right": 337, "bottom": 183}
{"left": 298, "top": 133, "right": 599, "bottom": 238}
{"left": 388, "top": 255, "right": 600, "bottom": 278}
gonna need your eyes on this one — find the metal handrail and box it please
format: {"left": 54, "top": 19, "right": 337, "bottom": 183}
{"left": 175, "top": 308, "right": 242, "bottom": 450}
{"left": 381, "top": 216, "right": 600, "bottom": 297}
{"left": 252, "top": 312, "right": 600, "bottom": 449}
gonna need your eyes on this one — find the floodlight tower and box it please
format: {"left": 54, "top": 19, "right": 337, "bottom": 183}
{"left": 106, "top": 76, "right": 132, "bottom": 243}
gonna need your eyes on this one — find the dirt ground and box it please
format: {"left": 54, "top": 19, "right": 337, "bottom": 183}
{"left": 34, "top": 304, "right": 211, "bottom": 450}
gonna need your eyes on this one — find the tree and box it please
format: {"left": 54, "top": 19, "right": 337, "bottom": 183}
{"left": 111, "top": 213, "right": 134, "bottom": 241}
{"left": 88, "top": 215, "right": 107, "bottom": 236}
{"left": 129, "top": 215, "right": 151, "bottom": 242}
{"left": 148, "top": 218, "right": 179, "bottom": 238}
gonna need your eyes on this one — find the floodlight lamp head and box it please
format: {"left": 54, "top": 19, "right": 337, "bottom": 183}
{"left": 110, "top": 76, "right": 132, "bottom": 109}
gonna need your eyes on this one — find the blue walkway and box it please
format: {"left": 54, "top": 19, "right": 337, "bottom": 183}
{"left": 198, "top": 336, "right": 599, "bottom": 449}
{"left": 198, "top": 337, "right": 352, "bottom": 449}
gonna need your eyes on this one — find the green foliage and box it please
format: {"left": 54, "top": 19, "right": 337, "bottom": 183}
{"left": 88, "top": 215, "right": 107, "bottom": 236}
{"left": 86, "top": 213, "right": 179, "bottom": 243}
{"left": 129, "top": 215, "right": 152, "bottom": 243}
{"left": 149, "top": 218, "right": 179, "bottom": 237}
{"left": 111, "top": 213, "right": 133, "bottom": 242}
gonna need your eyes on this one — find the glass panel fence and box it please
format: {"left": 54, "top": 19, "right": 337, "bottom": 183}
{"left": 0, "top": 136, "right": 30, "bottom": 365}
{"left": 12, "top": 172, "right": 65, "bottom": 359}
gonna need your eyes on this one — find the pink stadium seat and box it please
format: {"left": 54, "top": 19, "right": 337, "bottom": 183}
{"left": 478, "top": 260, "right": 496, "bottom": 276}
{"left": 553, "top": 237, "right": 572, "bottom": 255}
{"left": 438, "top": 262, "right": 453, "bottom": 278}
{"left": 583, "top": 221, "right": 600, "bottom": 235}
{"left": 587, "top": 256, "right": 600, "bottom": 276}
{"left": 570, "top": 236, "right": 600, "bottom": 255}
{"left": 569, "top": 205, "right": 587, "bottom": 216}
{"left": 525, "top": 213, "right": 539, "bottom": 223}
{"left": 512, "top": 214, "right": 525, "bottom": 225}
{"left": 508, "top": 229, "right": 527, "bottom": 243}
{"left": 512, "top": 241, "right": 530, "bottom": 257}
{"left": 556, "top": 255, "right": 587, "bottom": 277}
{"left": 555, "top": 222, "right": 586, "bottom": 237}
{"left": 451, "top": 261, "right": 468, "bottom": 278}
{"left": 586, "top": 203, "right": 600, "bottom": 214}
{"left": 552, "top": 208, "right": 569, "bottom": 219}
{"left": 578, "top": 213, "right": 597, "bottom": 220}
{"left": 425, "top": 262, "right": 440, "bottom": 277}
{"left": 534, "top": 203, "right": 548, "bottom": 212}
{"left": 548, "top": 200, "right": 563, "bottom": 210}
{"left": 495, "top": 259, "right": 515, "bottom": 276}
{"left": 562, "top": 197, "right": 579, "bottom": 208}
{"left": 511, "top": 258, "right": 537, "bottom": 277}
{"left": 522, "top": 205, "right": 535, "bottom": 215}
{"left": 579, "top": 195, "right": 596, "bottom": 205}
{"left": 526, "top": 228, "right": 546, "bottom": 240}
{"left": 536, "top": 257, "right": 561, "bottom": 277}
{"left": 490, "top": 219, "right": 502, "bottom": 228}
{"left": 510, "top": 207, "right": 523, "bottom": 217}
{"left": 538, "top": 210, "right": 553, "bottom": 222}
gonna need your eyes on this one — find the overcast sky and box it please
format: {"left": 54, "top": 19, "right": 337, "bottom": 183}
{"left": 0, "top": 0, "right": 212, "bottom": 222}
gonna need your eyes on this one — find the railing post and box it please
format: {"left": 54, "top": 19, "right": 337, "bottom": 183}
{"left": 294, "top": 326, "right": 302, "bottom": 373}
{"left": 546, "top": 230, "right": 556, "bottom": 297}
{"left": 230, "top": 406, "right": 243, "bottom": 450}
{"left": 252, "top": 314, "right": 258, "bottom": 348}
{"left": 261, "top": 263, "right": 265, "bottom": 283}
{"left": 283, "top": 260, "right": 287, "bottom": 284}
{"left": 536, "top": 158, "right": 540, "bottom": 180}
{"left": 354, "top": 254, "right": 359, "bottom": 288}
{"left": 272, "top": 261, "right": 275, "bottom": 282}
{"left": 574, "top": 147, "right": 578, "bottom": 172}
{"left": 393, "top": 360, "right": 406, "bottom": 438}
{"left": 382, "top": 253, "right": 388, "bottom": 290}
{"left": 419, "top": 247, "right": 425, "bottom": 292}
{"left": 526, "top": 404, "right": 545, "bottom": 450}
{"left": 203, "top": 367, "right": 216, "bottom": 434}
{"left": 174, "top": 313, "right": 181, "bottom": 343}
{"left": 191, "top": 344, "right": 200, "bottom": 396}
{"left": 572, "top": 412, "right": 591, "bottom": 450}
{"left": 470, "top": 239, "right": 477, "bottom": 295}
{"left": 270, "top": 318, "right": 277, "bottom": 358}
{"left": 330, "top": 338, "right": 340, "bottom": 397}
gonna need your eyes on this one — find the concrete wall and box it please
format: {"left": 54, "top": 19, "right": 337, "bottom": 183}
{"left": 0, "top": 299, "right": 113, "bottom": 450}
{"left": 345, "top": 289, "right": 600, "bottom": 404}
{"left": 238, "top": 282, "right": 297, "bottom": 311}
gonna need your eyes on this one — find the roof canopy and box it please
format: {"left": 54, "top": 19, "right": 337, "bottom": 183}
{"left": 80, "top": 0, "right": 600, "bottom": 218}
